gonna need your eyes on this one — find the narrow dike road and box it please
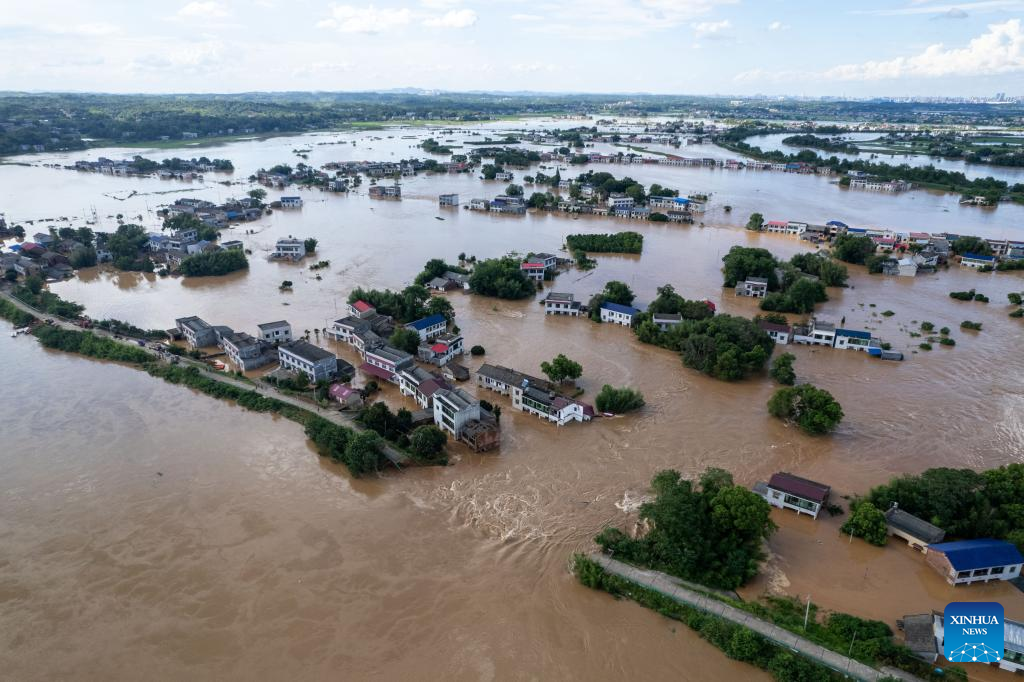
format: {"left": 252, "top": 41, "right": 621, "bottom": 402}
{"left": 1, "top": 287, "right": 408, "bottom": 467}
{"left": 590, "top": 553, "right": 922, "bottom": 682}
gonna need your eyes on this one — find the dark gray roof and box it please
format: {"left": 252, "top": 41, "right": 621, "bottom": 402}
{"left": 280, "top": 340, "right": 335, "bottom": 363}
{"left": 257, "top": 320, "right": 290, "bottom": 330}
{"left": 901, "top": 614, "right": 938, "bottom": 658}
{"left": 885, "top": 506, "right": 946, "bottom": 544}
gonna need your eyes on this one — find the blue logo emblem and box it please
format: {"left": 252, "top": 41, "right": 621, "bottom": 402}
{"left": 944, "top": 602, "right": 1004, "bottom": 663}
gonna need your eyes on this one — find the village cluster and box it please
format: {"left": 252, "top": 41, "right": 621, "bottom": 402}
{"left": 171, "top": 286, "right": 600, "bottom": 454}
{"left": 753, "top": 217, "right": 1023, "bottom": 276}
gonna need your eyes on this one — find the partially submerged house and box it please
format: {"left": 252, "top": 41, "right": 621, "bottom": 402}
{"left": 599, "top": 302, "right": 640, "bottom": 327}
{"left": 277, "top": 340, "right": 339, "bottom": 382}
{"left": 925, "top": 539, "right": 1024, "bottom": 586}
{"left": 754, "top": 472, "right": 831, "bottom": 519}
{"left": 475, "top": 363, "right": 594, "bottom": 426}
{"left": 735, "top": 277, "right": 768, "bottom": 298}
{"left": 884, "top": 504, "right": 945, "bottom": 551}
{"left": 256, "top": 320, "right": 292, "bottom": 345}
{"left": 175, "top": 316, "right": 217, "bottom": 349}
{"left": 543, "top": 292, "right": 581, "bottom": 316}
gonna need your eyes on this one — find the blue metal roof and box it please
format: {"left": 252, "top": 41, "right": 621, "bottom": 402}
{"left": 601, "top": 301, "right": 640, "bottom": 315}
{"left": 826, "top": 220, "right": 848, "bottom": 227}
{"left": 963, "top": 252, "right": 995, "bottom": 262}
{"left": 847, "top": 227, "right": 867, "bottom": 234}
{"left": 928, "top": 539, "right": 1024, "bottom": 570}
{"left": 408, "top": 314, "right": 446, "bottom": 330}
{"left": 836, "top": 328, "right": 871, "bottom": 340}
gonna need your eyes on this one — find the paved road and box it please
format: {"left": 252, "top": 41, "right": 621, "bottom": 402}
{"left": 2, "top": 288, "right": 408, "bottom": 467}
{"left": 590, "top": 553, "right": 922, "bottom": 682}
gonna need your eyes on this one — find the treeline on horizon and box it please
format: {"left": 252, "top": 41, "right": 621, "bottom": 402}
{"left": 2, "top": 91, "right": 1022, "bottom": 155}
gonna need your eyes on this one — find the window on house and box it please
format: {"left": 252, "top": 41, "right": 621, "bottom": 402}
{"left": 991, "top": 566, "right": 1005, "bottom": 574}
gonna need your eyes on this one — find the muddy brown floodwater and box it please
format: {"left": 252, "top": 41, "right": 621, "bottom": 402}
{"left": 2, "top": 123, "right": 1024, "bottom": 680}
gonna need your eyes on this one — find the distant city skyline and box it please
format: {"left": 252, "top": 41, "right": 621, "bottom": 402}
{"left": 2, "top": 0, "right": 1024, "bottom": 96}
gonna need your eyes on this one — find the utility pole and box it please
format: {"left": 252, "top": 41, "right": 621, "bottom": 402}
{"left": 803, "top": 595, "right": 812, "bottom": 631}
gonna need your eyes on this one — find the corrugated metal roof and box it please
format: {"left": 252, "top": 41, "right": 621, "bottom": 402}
{"left": 928, "top": 539, "right": 1024, "bottom": 570}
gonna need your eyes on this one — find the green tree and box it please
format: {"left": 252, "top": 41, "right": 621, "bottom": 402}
{"left": 721, "top": 246, "right": 779, "bottom": 288}
{"left": 304, "top": 238, "right": 318, "bottom": 254}
{"left": 248, "top": 188, "right": 267, "bottom": 203}
{"left": 746, "top": 212, "right": 764, "bottom": 232}
{"left": 69, "top": 247, "right": 98, "bottom": 268}
{"left": 540, "top": 354, "right": 583, "bottom": 383}
{"left": 767, "top": 384, "right": 844, "bottom": 435}
{"left": 389, "top": 327, "right": 421, "bottom": 354}
{"left": 344, "top": 431, "right": 383, "bottom": 476}
{"left": 840, "top": 500, "right": 889, "bottom": 546}
{"left": 24, "top": 274, "right": 44, "bottom": 294}
{"left": 505, "top": 183, "right": 523, "bottom": 197}
{"left": 106, "top": 223, "right": 148, "bottom": 261}
{"left": 468, "top": 257, "right": 535, "bottom": 299}
{"left": 831, "top": 234, "right": 876, "bottom": 265}
{"left": 951, "top": 235, "right": 991, "bottom": 256}
{"left": 424, "top": 296, "right": 455, "bottom": 323}
{"left": 409, "top": 425, "right": 447, "bottom": 461}
{"left": 595, "top": 468, "right": 776, "bottom": 589}
{"left": 594, "top": 385, "right": 645, "bottom": 413}
{"left": 177, "top": 249, "right": 248, "bottom": 277}
{"left": 770, "top": 353, "right": 796, "bottom": 385}
{"left": 646, "top": 284, "right": 714, "bottom": 319}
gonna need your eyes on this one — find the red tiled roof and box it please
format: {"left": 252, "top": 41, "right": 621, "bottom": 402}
{"left": 430, "top": 342, "right": 448, "bottom": 353}
{"left": 329, "top": 383, "right": 357, "bottom": 400}
{"left": 359, "top": 362, "right": 393, "bottom": 381}
{"left": 353, "top": 300, "right": 372, "bottom": 312}
{"left": 521, "top": 262, "right": 544, "bottom": 269}
{"left": 768, "top": 472, "right": 830, "bottom": 503}
{"left": 419, "top": 378, "right": 451, "bottom": 397}
{"left": 766, "top": 221, "right": 787, "bottom": 226}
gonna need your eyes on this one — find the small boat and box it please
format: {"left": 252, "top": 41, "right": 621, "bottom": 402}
{"left": 601, "top": 412, "right": 615, "bottom": 418}
{"left": 435, "top": 216, "right": 445, "bottom": 221}
{"left": 211, "top": 361, "right": 226, "bottom": 371}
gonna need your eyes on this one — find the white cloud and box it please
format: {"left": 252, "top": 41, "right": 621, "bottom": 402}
{"left": 511, "top": 13, "right": 544, "bottom": 22}
{"left": 692, "top": 19, "right": 730, "bottom": 37}
{"left": 523, "top": 0, "right": 737, "bottom": 39}
{"left": 177, "top": 2, "right": 230, "bottom": 19}
{"left": 132, "top": 41, "right": 224, "bottom": 73}
{"left": 767, "top": 20, "right": 788, "bottom": 31}
{"left": 420, "top": 0, "right": 462, "bottom": 7}
{"left": 423, "top": 9, "right": 478, "bottom": 28}
{"left": 853, "top": 0, "right": 1023, "bottom": 15}
{"left": 823, "top": 19, "right": 1024, "bottom": 80}
{"left": 318, "top": 5, "right": 413, "bottom": 33}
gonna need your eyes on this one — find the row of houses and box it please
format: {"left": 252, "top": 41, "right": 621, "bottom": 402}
{"left": 162, "top": 197, "right": 264, "bottom": 228}
{"left": 759, "top": 317, "right": 901, "bottom": 359}
{"left": 368, "top": 184, "right": 402, "bottom": 199}
{"left": 2, "top": 231, "right": 83, "bottom": 280}
{"left": 69, "top": 156, "right": 232, "bottom": 178}
{"left": 322, "top": 298, "right": 499, "bottom": 451}
{"left": 476, "top": 363, "right": 595, "bottom": 426}
{"left": 468, "top": 195, "right": 526, "bottom": 214}
{"left": 753, "top": 472, "right": 1024, "bottom": 590}
{"left": 761, "top": 217, "right": 1023, "bottom": 269}
{"left": 174, "top": 316, "right": 347, "bottom": 382}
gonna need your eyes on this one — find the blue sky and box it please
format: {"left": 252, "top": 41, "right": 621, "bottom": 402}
{"left": 1, "top": 0, "right": 1023, "bottom": 95}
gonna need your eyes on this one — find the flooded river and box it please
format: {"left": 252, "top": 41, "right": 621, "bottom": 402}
{"left": 2, "top": 122, "right": 1024, "bottom": 680}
